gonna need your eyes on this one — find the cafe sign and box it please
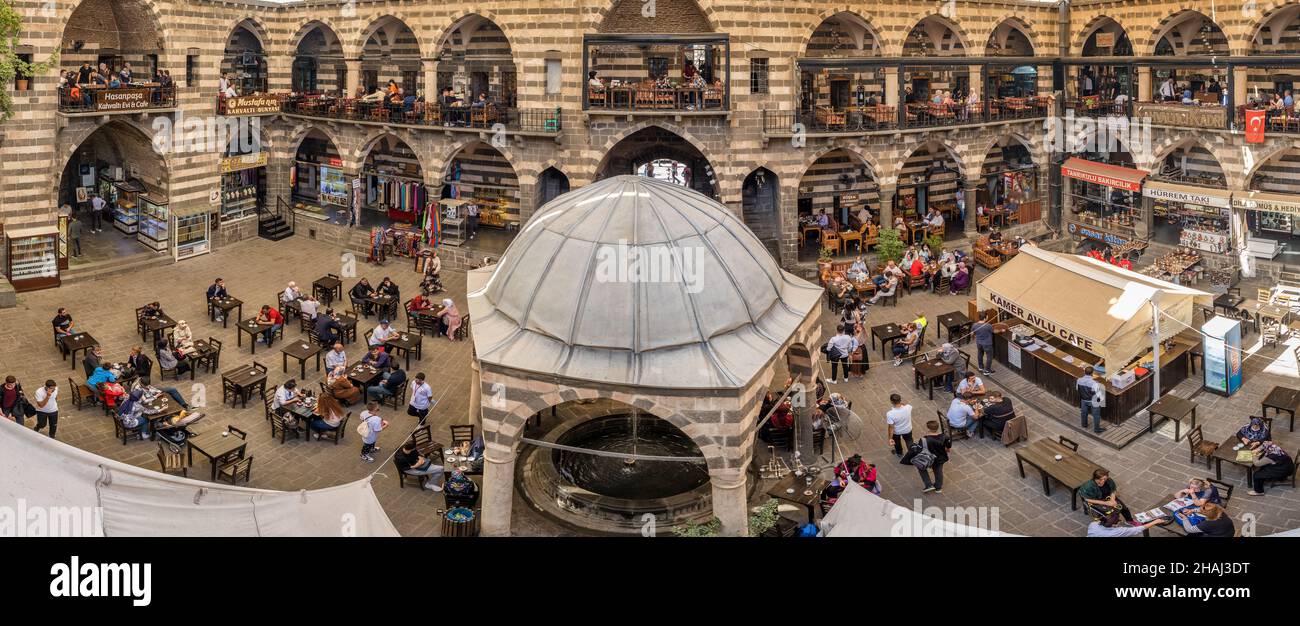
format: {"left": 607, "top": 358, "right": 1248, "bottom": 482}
{"left": 93, "top": 89, "right": 150, "bottom": 112}
{"left": 1233, "top": 192, "right": 1300, "bottom": 216}
{"left": 219, "top": 151, "right": 268, "bottom": 173}
{"left": 221, "top": 95, "right": 283, "bottom": 116}
{"left": 986, "top": 291, "right": 1100, "bottom": 353}
{"left": 1066, "top": 221, "right": 1129, "bottom": 247}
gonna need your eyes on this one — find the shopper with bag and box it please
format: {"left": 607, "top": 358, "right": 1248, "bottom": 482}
{"left": 823, "top": 324, "right": 858, "bottom": 384}
{"left": 0, "top": 376, "right": 29, "bottom": 426}
{"left": 902, "top": 420, "right": 951, "bottom": 494}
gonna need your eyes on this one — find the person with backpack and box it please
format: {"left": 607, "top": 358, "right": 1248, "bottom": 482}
{"left": 902, "top": 420, "right": 951, "bottom": 493}
{"left": 824, "top": 324, "right": 858, "bottom": 384}
{"left": 358, "top": 402, "right": 388, "bottom": 463}
{"left": 1, "top": 376, "right": 29, "bottom": 426}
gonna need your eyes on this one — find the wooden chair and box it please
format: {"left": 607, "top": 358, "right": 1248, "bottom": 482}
{"left": 263, "top": 392, "right": 276, "bottom": 422}
{"left": 450, "top": 424, "right": 476, "bottom": 448}
{"left": 821, "top": 230, "right": 841, "bottom": 255}
{"left": 938, "top": 410, "right": 970, "bottom": 441}
{"left": 905, "top": 273, "right": 927, "bottom": 294}
{"left": 196, "top": 337, "right": 222, "bottom": 373}
{"left": 67, "top": 377, "right": 96, "bottom": 410}
{"left": 453, "top": 314, "right": 472, "bottom": 341}
{"left": 814, "top": 105, "right": 846, "bottom": 130}
{"left": 270, "top": 413, "right": 303, "bottom": 444}
{"left": 1187, "top": 425, "right": 1217, "bottom": 468}
{"left": 408, "top": 424, "right": 442, "bottom": 458}
{"left": 861, "top": 223, "right": 879, "bottom": 250}
{"left": 216, "top": 456, "right": 254, "bottom": 485}
{"left": 1059, "top": 435, "right": 1079, "bottom": 452}
{"left": 312, "top": 412, "right": 350, "bottom": 445}
{"left": 113, "top": 416, "right": 144, "bottom": 445}
{"left": 703, "top": 88, "right": 723, "bottom": 109}
{"left": 635, "top": 85, "right": 656, "bottom": 109}
{"left": 156, "top": 440, "right": 188, "bottom": 477}
{"left": 588, "top": 88, "right": 607, "bottom": 107}
{"left": 1208, "top": 478, "right": 1234, "bottom": 504}
{"left": 839, "top": 227, "right": 862, "bottom": 254}
{"left": 396, "top": 457, "right": 433, "bottom": 488}
{"left": 378, "top": 379, "right": 408, "bottom": 410}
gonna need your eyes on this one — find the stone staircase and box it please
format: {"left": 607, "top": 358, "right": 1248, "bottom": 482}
{"left": 258, "top": 214, "right": 292, "bottom": 241}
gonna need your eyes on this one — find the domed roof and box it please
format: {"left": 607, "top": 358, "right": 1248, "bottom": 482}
{"left": 467, "top": 175, "right": 822, "bottom": 390}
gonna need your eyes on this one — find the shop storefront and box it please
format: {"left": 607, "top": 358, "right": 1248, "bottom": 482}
{"left": 1061, "top": 157, "right": 1147, "bottom": 249}
{"left": 1234, "top": 190, "right": 1300, "bottom": 261}
{"left": 977, "top": 246, "right": 1212, "bottom": 424}
{"left": 5, "top": 225, "right": 61, "bottom": 292}
{"left": 219, "top": 151, "right": 267, "bottom": 222}
{"left": 172, "top": 206, "right": 211, "bottom": 261}
{"left": 136, "top": 193, "right": 170, "bottom": 253}
{"left": 1144, "top": 180, "right": 1232, "bottom": 254}
{"left": 364, "top": 171, "right": 428, "bottom": 225}
{"left": 106, "top": 177, "right": 144, "bottom": 236}
{"left": 291, "top": 158, "right": 350, "bottom": 222}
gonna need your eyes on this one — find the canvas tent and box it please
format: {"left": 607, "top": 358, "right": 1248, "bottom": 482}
{"left": 975, "top": 246, "right": 1213, "bottom": 372}
{"left": 819, "top": 480, "right": 1014, "bottom": 537}
{"left": 0, "top": 418, "right": 399, "bottom": 537}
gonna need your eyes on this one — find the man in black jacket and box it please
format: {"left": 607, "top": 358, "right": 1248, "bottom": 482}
{"left": 126, "top": 346, "right": 152, "bottom": 380}
{"left": 368, "top": 362, "right": 406, "bottom": 402}
{"left": 315, "top": 309, "right": 343, "bottom": 345}
{"left": 82, "top": 345, "right": 103, "bottom": 379}
{"left": 903, "top": 421, "right": 952, "bottom": 494}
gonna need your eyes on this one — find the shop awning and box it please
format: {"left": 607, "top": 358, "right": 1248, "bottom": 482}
{"left": 976, "top": 246, "right": 1212, "bottom": 371}
{"left": 1233, "top": 190, "right": 1300, "bottom": 215}
{"left": 1061, "top": 157, "right": 1147, "bottom": 192}
{"left": 1142, "top": 180, "right": 1231, "bottom": 208}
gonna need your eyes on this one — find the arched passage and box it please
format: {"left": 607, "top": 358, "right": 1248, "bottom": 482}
{"left": 290, "top": 128, "right": 347, "bottom": 223}
{"left": 61, "top": 0, "right": 163, "bottom": 79}
{"left": 985, "top": 18, "right": 1040, "bottom": 101}
{"left": 535, "top": 166, "right": 570, "bottom": 211}
{"left": 1150, "top": 11, "right": 1230, "bottom": 101}
{"left": 293, "top": 22, "right": 346, "bottom": 95}
{"left": 902, "top": 15, "right": 971, "bottom": 110}
{"left": 741, "top": 167, "right": 780, "bottom": 260}
{"left": 222, "top": 19, "right": 267, "bottom": 95}
{"left": 358, "top": 134, "right": 427, "bottom": 227}
{"left": 359, "top": 16, "right": 422, "bottom": 95}
{"left": 796, "top": 148, "right": 877, "bottom": 259}
{"left": 58, "top": 121, "right": 169, "bottom": 260}
{"left": 1147, "top": 141, "right": 1230, "bottom": 251}
{"left": 979, "top": 135, "right": 1039, "bottom": 229}
{"left": 437, "top": 15, "right": 517, "bottom": 107}
{"left": 595, "top": 126, "right": 718, "bottom": 199}
{"left": 442, "top": 141, "right": 521, "bottom": 255}
{"left": 1249, "top": 5, "right": 1300, "bottom": 104}
{"left": 1073, "top": 17, "right": 1134, "bottom": 107}
{"left": 799, "top": 12, "right": 883, "bottom": 114}
{"left": 1245, "top": 147, "right": 1300, "bottom": 257}
{"left": 896, "top": 141, "right": 964, "bottom": 240}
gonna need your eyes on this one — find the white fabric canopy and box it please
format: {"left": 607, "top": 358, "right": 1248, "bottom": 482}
{"left": 0, "top": 418, "right": 399, "bottom": 537}
{"left": 819, "top": 481, "right": 1016, "bottom": 537}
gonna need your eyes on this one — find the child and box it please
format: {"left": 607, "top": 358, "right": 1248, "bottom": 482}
{"left": 359, "top": 402, "right": 388, "bottom": 462}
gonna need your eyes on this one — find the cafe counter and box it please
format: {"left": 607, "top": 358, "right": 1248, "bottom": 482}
{"left": 992, "top": 325, "right": 1195, "bottom": 424}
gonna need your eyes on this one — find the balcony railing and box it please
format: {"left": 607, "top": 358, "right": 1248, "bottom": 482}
{"left": 58, "top": 84, "right": 177, "bottom": 113}
{"left": 763, "top": 106, "right": 897, "bottom": 134}
{"left": 585, "top": 85, "right": 727, "bottom": 112}
{"left": 1064, "top": 98, "right": 1131, "bottom": 118}
{"left": 763, "top": 97, "right": 1048, "bottom": 135}
{"left": 281, "top": 95, "right": 561, "bottom": 134}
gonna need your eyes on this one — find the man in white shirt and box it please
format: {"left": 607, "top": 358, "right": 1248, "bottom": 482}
{"left": 369, "top": 320, "right": 397, "bottom": 348}
{"left": 407, "top": 372, "right": 435, "bottom": 423}
{"left": 33, "top": 379, "right": 59, "bottom": 438}
{"left": 925, "top": 208, "right": 945, "bottom": 233}
{"left": 90, "top": 194, "right": 106, "bottom": 232}
{"left": 271, "top": 380, "right": 302, "bottom": 416}
{"left": 955, "top": 371, "right": 985, "bottom": 397}
{"left": 885, "top": 393, "right": 914, "bottom": 456}
{"left": 1159, "top": 78, "right": 1175, "bottom": 101}
{"left": 282, "top": 281, "right": 302, "bottom": 303}
{"left": 299, "top": 295, "right": 319, "bottom": 321}
{"left": 946, "top": 393, "right": 980, "bottom": 437}
{"left": 324, "top": 343, "right": 347, "bottom": 370}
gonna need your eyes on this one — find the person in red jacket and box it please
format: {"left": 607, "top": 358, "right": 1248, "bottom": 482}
{"left": 256, "top": 304, "right": 284, "bottom": 345}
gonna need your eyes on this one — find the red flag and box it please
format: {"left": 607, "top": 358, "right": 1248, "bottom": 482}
{"left": 1246, "top": 109, "right": 1266, "bottom": 144}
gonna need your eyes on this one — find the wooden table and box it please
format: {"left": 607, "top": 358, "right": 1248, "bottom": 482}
{"left": 346, "top": 362, "right": 384, "bottom": 388}
{"left": 1014, "top": 438, "right": 1104, "bottom": 510}
{"left": 765, "top": 473, "right": 830, "bottom": 524}
{"left": 1211, "top": 434, "right": 1256, "bottom": 484}
{"left": 140, "top": 391, "right": 185, "bottom": 441}
{"left": 913, "top": 357, "right": 955, "bottom": 400}
{"left": 237, "top": 317, "right": 273, "bottom": 353}
{"left": 360, "top": 294, "right": 399, "bottom": 320}
{"left": 384, "top": 331, "right": 423, "bottom": 370}
{"left": 1141, "top": 492, "right": 1226, "bottom": 536}
{"left": 185, "top": 339, "right": 215, "bottom": 376}
{"left": 313, "top": 276, "right": 343, "bottom": 304}
{"left": 221, "top": 364, "right": 267, "bottom": 408}
{"left": 281, "top": 339, "right": 322, "bottom": 379}
{"left": 1213, "top": 293, "right": 1245, "bottom": 316}
{"left": 140, "top": 313, "right": 177, "bottom": 343}
{"left": 62, "top": 332, "right": 97, "bottom": 370}
{"left": 209, "top": 296, "right": 242, "bottom": 329}
{"left": 336, "top": 312, "right": 359, "bottom": 344}
{"left": 1146, "top": 393, "right": 1197, "bottom": 441}
{"left": 1261, "top": 385, "right": 1300, "bottom": 432}
{"left": 187, "top": 429, "right": 249, "bottom": 481}
{"left": 870, "top": 322, "right": 905, "bottom": 360}
{"left": 936, "top": 311, "right": 971, "bottom": 345}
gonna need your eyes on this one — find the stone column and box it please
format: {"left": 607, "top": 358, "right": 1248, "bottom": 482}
{"left": 469, "top": 358, "right": 482, "bottom": 429}
{"left": 878, "top": 185, "right": 895, "bottom": 230}
{"left": 1233, "top": 66, "right": 1249, "bottom": 109}
{"left": 964, "top": 178, "right": 979, "bottom": 237}
{"left": 422, "top": 58, "right": 438, "bottom": 100}
{"left": 345, "top": 59, "right": 362, "bottom": 97}
{"left": 884, "top": 67, "right": 900, "bottom": 106}
{"left": 480, "top": 444, "right": 517, "bottom": 537}
{"left": 709, "top": 467, "right": 749, "bottom": 537}
{"left": 968, "top": 65, "right": 982, "bottom": 99}
{"left": 1137, "top": 67, "right": 1152, "bottom": 103}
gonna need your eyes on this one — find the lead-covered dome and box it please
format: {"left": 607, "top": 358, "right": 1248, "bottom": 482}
{"left": 467, "top": 176, "right": 822, "bottom": 389}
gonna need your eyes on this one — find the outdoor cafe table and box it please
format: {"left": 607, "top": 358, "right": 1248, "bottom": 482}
{"left": 187, "top": 428, "right": 249, "bottom": 481}
{"left": 141, "top": 391, "right": 185, "bottom": 441}
{"left": 1213, "top": 292, "right": 1245, "bottom": 317}
{"left": 384, "top": 330, "right": 423, "bottom": 370}
{"left": 361, "top": 294, "right": 399, "bottom": 321}
{"left": 336, "top": 311, "right": 359, "bottom": 344}
{"left": 237, "top": 317, "right": 273, "bottom": 354}
{"left": 848, "top": 278, "right": 876, "bottom": 297}
{"left": 870, "top": 322, "right": 905, "bottom": 360}
{"left": 62, "top": 332, "right": 97, "bottom": 370}
{"left": 140, "top": 313, "right": 177, "bottom": 343}
{"left": 346, "top": 362, "right": 384, "bottom": 388}
{"left": 765, "top": 473, "right": 830, "bottom": 524}
{"left": 1261, "top": 385, "right": 1300, "bottom": 432}
{"left": 281, "top": 339, "right": 322, "bottom": 379}
{"left": 1257, "top": 303, "right": 1290, "bottom": 331}
{"left": 1146, "top": 393, "right": 1197, "bottom": 441}
{"left": 185, "top": 339, "right": 215, "bottom": 376}
{"left": 222, "top": 364, "right": 268, "bottom": 408}
{"left": 1211, "top": 435, "right": 1256, "bottom": 484}
{"left": 1140, "top": 492, "right": 1228, "bottom": 536}
{"left": 936, "top": 311, "right": 971, "bottom": 345}
{"left": 313, "top": 275, "right": 343, "bottom": 304}
{"left": 906, "top": 221, "right": 927, "bottom": 245}
{"left": 913, "top": 357, "right": 954, "bottom": 400}
{"left": 1014, "top": 438, "right": 1104, "bottom": 510}
{"left": 209, "top": 296, "right": 242, "bottom": 329}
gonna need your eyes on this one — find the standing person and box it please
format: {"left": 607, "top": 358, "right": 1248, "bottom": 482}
{"left": 1077, "top": 366, "right": 1103, "bottom": 433}
{"left": 904, "top": 421, "right": 951, "bottom": 494}
{"left": 466, "top": 201, "right": 479, "bottom": 239}
{"left": 885, "top": 393, "right": 914, "bottom": 457}
{"left": 358, "top": 402, "right": 388, "bottom": 462}
{"left": 90, "top": 193, "right": 106, "bottom": 232}
{"left": 971, "top": 313, "right": 996, "bottom": 375}
{"left": 68, "top": 215, "right": 82, "bottom": 257}
{"left": 0, "top": 376, "right": 27, "bottom": 425}
{"left": 407, "top": 372, "right": 434, "bottom": 423}
{"left": 32, "top": 379, "right": 59, "bottom": 439}
{"left": 823, "top": 324, "right": 858, "bottom": 384}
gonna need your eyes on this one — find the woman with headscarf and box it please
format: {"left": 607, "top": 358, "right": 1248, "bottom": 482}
{"left": 1238, "top": 417, "right": 1271, "bottom": 449}
{"left": 437, "top": 298, "right": 462, "bottom": 340}
{"left": 171, "top": 320, "right": 197, "bottom": 357}
{"left": 116, "top": 388, "right": 149, "bottom": 439}
{"left": 444, "top": 469, "right": 479, "bottom": 506}
{"left": 948, "top": 262, "right": 971, "bottom": 295}
{"left": 1249, "top": 442, "right": 1295, "bottom": 496}
{"left": 834, "top": 453, "right": 880, "bottom": 494}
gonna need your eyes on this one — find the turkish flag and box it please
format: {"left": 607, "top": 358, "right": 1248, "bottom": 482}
{"left": 1246, "top": 109, "right": 1266, "bottom": 143}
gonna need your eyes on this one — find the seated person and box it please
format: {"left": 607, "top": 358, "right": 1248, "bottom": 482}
{"left": 1175, "top": 477, "right": 1223, "bottom": 507}
{"left": 100, "top": 379, "right": 127, "bottom": 411}
{"left": 1238, "top": 417, "right": 1271, "bottom": 449}
{"left": 377, "top": 277, "right": 400, "bottom": 300}
{"left": 368, "top": 319, "right": 397, "bottom": 349}
{"left": 1079, "top": 469, "right": 1133, "bottom": 523}
{"left": 820, "top": 477, "right": 847, "bottom": 512}
{"left": 155, "top": 340, "right": 191, "bottom": 378}
{"left": 130, "top": 376, "right": 189, "bottom": 409}
{"left": 955, "top": 371, "right": 985, "bottom": 397}
{"left": 116, "top": 389, "right": 150, "bottom": 439}
{"left": 867, "top": 275, "right": 898, "bottom": 305}
{"left": 309, "top": 392, "right": 347, "bottom": 438}
{"left": 407, "top": 294, "right": 433, "bottom": 312}
{"left": 1248, "top": 442, "right": 1295, "bottom": 496}
{"left": 1087, "top": 508, "right": 1168, "bottom": 537}
{"left": 299, "top": 295, "right": 320, "bottom": 321}
{"left": 444, "top": 469, "right": 479, "bottom": 504}
{"left": 767, "top": 401, "right": 795, "bottom": 438}
{"left": 324, "top": 343, "right": 348, "bottom": 371}
{"left": 282, "top": 281, "right": 303, "bottom": 303}
{"left": 87, "top": 364, "right": 118, "bottom": 389}
{"left": 948, "top": 262, "right": 971, "bottom": 294}
{"left": 833, "top": 453, "right": 879, "bottom": 494}
{"left": 1175, "top": 502, "right": 1235, "bottom": 537}
{"left": 256, "top": 304, "right": 284, "bottom": 345}
{"left": 171, "top": 321, "right": 197, "bottom": 357}
{"left": 891, "top": 323, "right": 920, "bottom": 365}
{"left": 141, "top": 301, "right": 163, "bottom": 319}
{"left": 846, "top": 256, "right": 869, "bottom": 282}
{"left": 271, "top": 379, "right": 304, "bottom": 424}
{"left": 394, "top": 441, "right": 445, "bottom": 491}
{"left": 315, "top": 309, "right": 343, "bottom": 345}
{"left": 988, "top": 228, "right": 1003, "bottom": 244}
{"left": 361, "top": 346, "right": 391, "bottom": 370}
{"left": 327, "top": 367, "right": 363, "bottom": 406}
{"left": 981, "top": 391, "right": 1015, "bottom": 435}
{"left": 351, "top": 278, "right": 378, "bottom": 315}
{"left": 946, "top": 392, "right": 980, "bottom": 437}
{"left": 367, "top": 363, "right": 406, "bottom": 402}
{"left": 52, "top": 307, "right": 74, "bottom": 352}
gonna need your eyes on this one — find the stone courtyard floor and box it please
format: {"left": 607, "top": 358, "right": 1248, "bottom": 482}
{"left": 2, "top": 234, "right": 1298, "bottom": 536}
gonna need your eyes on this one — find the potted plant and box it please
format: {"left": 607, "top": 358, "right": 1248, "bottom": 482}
{"left": 672, "top": 498, "right": 788, "bottom": 537}
{"left": 816, "top": 244, "right": 837, "bottom": 276}
{"left": 923, "top": 233, "right": 945, "bottom": 257}
{"left": 875, "top": 227, "right": 906, "bottom": 265}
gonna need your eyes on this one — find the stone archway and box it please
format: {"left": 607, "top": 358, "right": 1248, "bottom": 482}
{"left": 742, "top": 167, "right": 780, "bottom": 260}
{"left": 595, "top": 125, "right": 719, "bottom": 199}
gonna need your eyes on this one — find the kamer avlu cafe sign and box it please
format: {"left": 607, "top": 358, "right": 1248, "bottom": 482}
{"left": 985, "top": 291, "right": 1099, "bottom": 353}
